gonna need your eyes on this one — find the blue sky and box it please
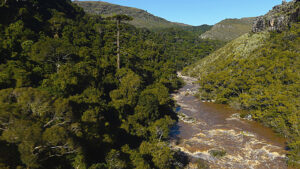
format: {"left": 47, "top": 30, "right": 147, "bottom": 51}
{"left": 77, "top": 0, "right": 292, "bottom": 26}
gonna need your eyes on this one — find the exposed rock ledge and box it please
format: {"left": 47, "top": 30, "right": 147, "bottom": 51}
{"left": 252, "top": 0, "right": 300, "bottom": 33}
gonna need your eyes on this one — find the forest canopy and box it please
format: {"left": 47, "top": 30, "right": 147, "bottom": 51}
{"left": 0, "top": 0, "right": 221, "bottom": 168}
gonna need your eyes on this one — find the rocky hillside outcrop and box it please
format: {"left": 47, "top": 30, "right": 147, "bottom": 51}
{"left": 252, "top": 0, "right": 300, "bottom": 32}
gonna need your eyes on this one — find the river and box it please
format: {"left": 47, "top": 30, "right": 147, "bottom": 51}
{"left": 170, "top": 73, "right": 287, "bottom": 169}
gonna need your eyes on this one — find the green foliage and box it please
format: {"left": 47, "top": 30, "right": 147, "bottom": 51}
{"left": 110, "top": 68, "right": 142, "bottom": 110}
{"left": 184, "top": 22, "right": 300, "bottom": 166}
{"left": 209, "top": 149, "right": 226, "bottom": 158}
{"left": 73, "top": 1, "right": 224, "bottom": 70}
{"left": 139, "top": 141, "right": 174, "bottom": 169}
{"left": 0, "top": 0, "right": 219, "bottom": 168}
{"left": 196, "top": 159, "right": 209, "bottom": 169}
{"left": 109, "top": 14, "right": 133, "bottom": 22}
{"left": 105, "top": 149, "right": 127, "bottom": 169}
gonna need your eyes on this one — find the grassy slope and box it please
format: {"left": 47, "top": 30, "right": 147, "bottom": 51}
{"left": 74, "top": 1, "right": 191, "bottom": 30}
{"left": 184, "top": 31, "right": 270, "bottom": 77}
{"left": 200, "top": 17, "right": 256, "bottom": 41}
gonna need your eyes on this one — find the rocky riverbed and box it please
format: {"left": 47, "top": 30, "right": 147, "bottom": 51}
{"left": 170, "top": 73, "right": 287, "bottom": 169}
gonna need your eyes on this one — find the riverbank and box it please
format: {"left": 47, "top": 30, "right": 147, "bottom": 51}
{"left": 171, "top": 73, "right": 287, "bottom": 169}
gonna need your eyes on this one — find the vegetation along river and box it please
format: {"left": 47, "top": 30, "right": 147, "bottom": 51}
{"left": 170, "top": 73, "right": 287, "bottom": 169}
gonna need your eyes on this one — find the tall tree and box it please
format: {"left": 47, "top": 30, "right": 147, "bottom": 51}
{"left": 109, "top": 14, "right": 133, "bottom": 69}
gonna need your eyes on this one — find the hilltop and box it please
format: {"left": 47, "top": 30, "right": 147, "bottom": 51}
{"left": 74, "top": 1, "right": 192, "bottom": 29}
{"left": 200, "top": 17, "right": 256, "bottom": 41}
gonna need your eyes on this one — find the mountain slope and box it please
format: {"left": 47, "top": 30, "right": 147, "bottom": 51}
{"left": 74, "top": 1, "right": 191, "bottom": 29}
{"left": 200, "top": 17, "right": 256, "bottom": 41}
{"left": 185, "top": 31, "right": 270, "bottom": 77}
{"left": 183, "top": 0, "right": 300, "bottom": 166}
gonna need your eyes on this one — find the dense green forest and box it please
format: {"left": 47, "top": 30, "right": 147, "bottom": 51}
{"left": 75, "top": 0, "right": 223, "bottom": 68}
{"left": 183, "top": 2, "right": 300, "bottom": 165}
{"left": 153, "top": 26, "right": 223, "bottom": 69}
{"left": 0, "top": 0, "right": 221, "bottom": 168}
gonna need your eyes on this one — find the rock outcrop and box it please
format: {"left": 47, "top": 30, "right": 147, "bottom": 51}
{"left": 252, "top": 0, "right": 300, "bottom": 32}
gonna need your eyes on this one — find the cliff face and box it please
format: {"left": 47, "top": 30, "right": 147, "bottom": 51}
{"left": 252, "top": 0, "right": 300, "bottom": 32}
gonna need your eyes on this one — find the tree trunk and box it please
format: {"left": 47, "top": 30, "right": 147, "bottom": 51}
{"left": 117, "top": 19, "right": 120, "bottom": 69}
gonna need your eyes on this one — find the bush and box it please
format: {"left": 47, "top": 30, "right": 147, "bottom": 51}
{"left": 209, "top": 149, "right": 226, "bottom": 158}
{"left": 196, "top": 159, "right": 209, "bottom": 169}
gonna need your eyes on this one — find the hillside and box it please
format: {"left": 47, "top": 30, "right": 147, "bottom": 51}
{"left": 200, "top": 17, "right": 256, "bottom": 41}
{"left": 183, "top": 0, "right": 300, "bottom": 166}
{"left": 74, "top": 1, "right": 192, "bottom": 29}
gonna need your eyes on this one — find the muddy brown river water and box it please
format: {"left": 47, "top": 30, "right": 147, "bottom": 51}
{"left": 170, "top": 73, "right": 287, "bottom": 169}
